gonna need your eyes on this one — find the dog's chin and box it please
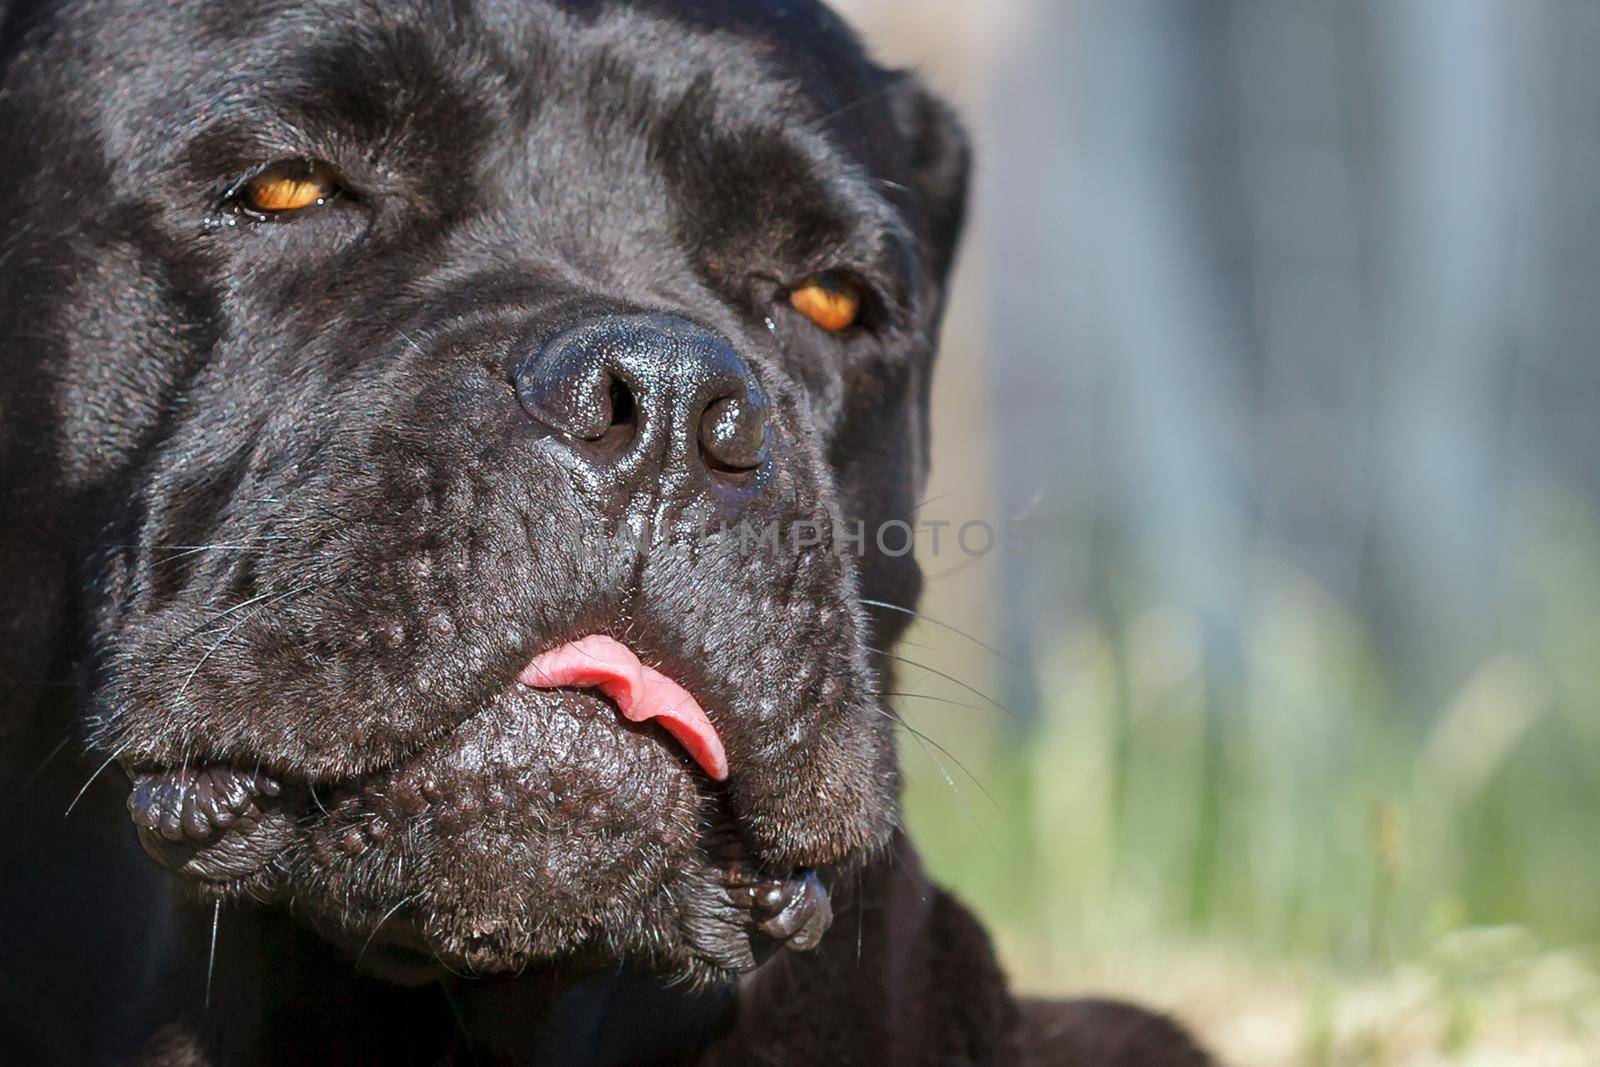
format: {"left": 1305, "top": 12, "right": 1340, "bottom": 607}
{"left": 125, "top": 684, "right": 851, "bottom": 984}
{"left": 338, "top": 834, "right": 832, "bottom": 988}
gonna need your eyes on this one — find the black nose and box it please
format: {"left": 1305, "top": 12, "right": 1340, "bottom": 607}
{"left": 511, "top": 314, "right": 769, "bottom": 483}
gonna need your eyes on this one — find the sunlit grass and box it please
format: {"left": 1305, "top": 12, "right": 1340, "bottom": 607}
{"left": 897, "top": 488, "right": 1600, "bottom": 1064}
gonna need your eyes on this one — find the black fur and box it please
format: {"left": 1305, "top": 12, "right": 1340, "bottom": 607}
{"left": 0, "top": 1, "right": 1211, "bottom": 1063}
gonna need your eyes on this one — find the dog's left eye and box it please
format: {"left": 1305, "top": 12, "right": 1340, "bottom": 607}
{"left": 788, "top": 273, "right": 864, "bottom": 332}
{"left": 230, "top": 160, "right": 340, "bottom": 218}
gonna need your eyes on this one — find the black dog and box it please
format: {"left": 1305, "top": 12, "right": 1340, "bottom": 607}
{"left": 0, "top": 1, "right": 1211, "bottom": 1062}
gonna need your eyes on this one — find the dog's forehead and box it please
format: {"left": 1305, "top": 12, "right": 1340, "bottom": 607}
{"left": 516, "top": 0, "right": 872, "bottom": 71}
{"left": 69, "top": 0, "right": 905, "bottom": 203}
{"left": 83, "top": 0, "right": 885, "bottom": 125}
{"left": 50, "top": 0, "right": 916, "bottom": 291}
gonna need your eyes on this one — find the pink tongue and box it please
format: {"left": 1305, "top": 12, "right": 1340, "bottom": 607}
{"left": 517, "top": 635, "right": 729, "bottom": 781}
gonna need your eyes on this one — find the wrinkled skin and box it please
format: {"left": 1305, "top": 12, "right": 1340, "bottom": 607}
{"left": 0, "top": 1, "right": 1212, "bottom": 1063}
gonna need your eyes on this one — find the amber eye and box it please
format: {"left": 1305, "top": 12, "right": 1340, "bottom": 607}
{"left": 789, "top": 273, "right": 863, "bottom": 332}
{"left": 236, "top": 160, "right": 338, "bottom": 217}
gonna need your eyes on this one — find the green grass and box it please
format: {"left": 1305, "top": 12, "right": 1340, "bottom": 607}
{"left": 895, "top": 488, "right": 1600, "bottom": 1064}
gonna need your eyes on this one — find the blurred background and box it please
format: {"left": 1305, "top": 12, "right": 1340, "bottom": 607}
{"left": 830, "top": 2, "right": 1600, "bottom": 1064}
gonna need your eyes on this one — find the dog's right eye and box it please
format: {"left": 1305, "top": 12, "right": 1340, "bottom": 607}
{"left": 227, "top": 160, "right": 340, "bottom": 220}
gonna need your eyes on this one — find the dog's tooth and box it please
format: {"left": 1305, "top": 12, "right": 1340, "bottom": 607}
{"left": 753, "top": 883, "right": 786, "bottom": 914}
{"left": 786, "top": 878, "right": 833, "bottom": 952}
{"left": 193, "top": 771, "right": 216, "bottom": 812}
{"left": 158, "top": 804, "right": 185, "bottom": 843}
{"left": 129, "top": 801, "right": 159, "bottom": 831}
{"left": 754, "top": 871, "right": 832, "bottom": 948}
{"left": 127, "top": 779, "right": 160, "bottom": 828}
{"left": 181, "top": 800, "right": 211, "bottom": 840}
{"left": 150, "top": 776, "right": 178, "bottom": 813}
{"left": 214, "top": 769, "right": 252, "bottom": 812}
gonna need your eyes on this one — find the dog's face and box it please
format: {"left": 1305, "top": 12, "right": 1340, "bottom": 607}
{"left": 0, "top": 0, "right": 966, "bottom": 983}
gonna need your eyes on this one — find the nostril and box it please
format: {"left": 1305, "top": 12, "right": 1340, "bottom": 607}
{"left": 588, "top": 376, "right": 638, "bottom": 453}
{"left": 698, "top": 394, "right": 767, "bottom": 473}
{"left": 514, "top": 356, "right": 616, "bottom": 441}
{"left": 608, "top": 378, "right": 636, "bottom": 428}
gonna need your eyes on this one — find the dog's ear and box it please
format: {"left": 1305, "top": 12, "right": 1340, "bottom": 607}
{"left": 890, "top": 75, "right": 971, "bottom": 290}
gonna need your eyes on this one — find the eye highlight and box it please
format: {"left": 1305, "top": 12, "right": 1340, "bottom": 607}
{"left": 234, "top": 160, "right": 339, "bottom": 218}
{"left": 789, "top": 273, "right": 863, "bottom": 332}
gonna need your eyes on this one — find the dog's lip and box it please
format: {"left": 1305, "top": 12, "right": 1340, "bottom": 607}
{"left": 114, "top": 633, "right": 739, "bottom": 825}
{"left": 114, "top": 633, "right": 731, "bottom": 787}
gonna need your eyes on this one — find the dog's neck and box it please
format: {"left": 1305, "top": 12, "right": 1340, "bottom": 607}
{"left": 180, "top": 906, "right": 738, "bottom": 1065}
